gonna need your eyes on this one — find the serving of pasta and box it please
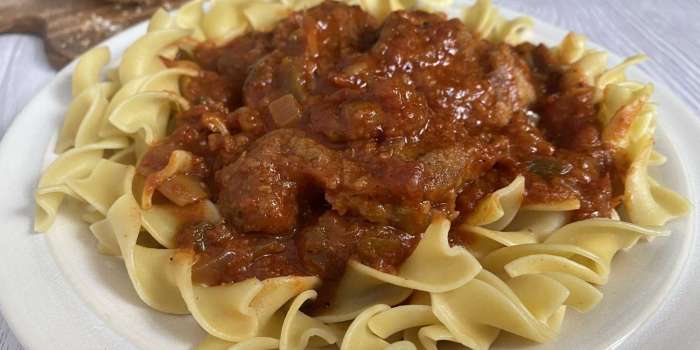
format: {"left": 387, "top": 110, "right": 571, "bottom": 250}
{"left": 34, "top": 0, "right": 690, "bottom": 349}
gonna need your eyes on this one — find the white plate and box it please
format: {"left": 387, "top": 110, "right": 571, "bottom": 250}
{"left": 0, "top": 2, "right": 697, "bottom": 349}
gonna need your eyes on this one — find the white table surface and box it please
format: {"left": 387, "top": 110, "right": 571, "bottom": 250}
{"left": 1, "top": 1, "right": 699, "bottom": 349}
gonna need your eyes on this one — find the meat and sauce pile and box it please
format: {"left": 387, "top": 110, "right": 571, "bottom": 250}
{"left": 138, "top": 2, "right": 617, "bottom": 290}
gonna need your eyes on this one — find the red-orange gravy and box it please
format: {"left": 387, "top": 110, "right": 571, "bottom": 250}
{"left": 138, "top": 2, "right": 615, "bottom": 292}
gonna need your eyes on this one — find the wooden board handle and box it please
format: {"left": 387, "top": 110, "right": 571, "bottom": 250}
{"left": 0, "top": 0, "right": 187, "bottom": 69}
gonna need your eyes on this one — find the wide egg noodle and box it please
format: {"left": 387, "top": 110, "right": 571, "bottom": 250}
{"left": 108, "top": 144, "right": 137, "bottom": 165}
{"left": 552, "top": 32, "right": 586, "bottom": 66}
{"left": 176, "top": 0, "right": 207, "bottom": 41}
{"left": 521, "top": 199, "right": 580, "bottom": 212}
{"left": 465, "top": 175, "right": 525, "bottom": 230}
{"left": 502, "top": 200, "right": 581, "bottom": 241}
{"left": 617, "top": 98, "right": 689, "bottom": 226}
{"left": 106, "top": 90, "right": 190, "bottom": 145}
{"left": 385, "top": 341, "right": 418, "bottom": 350}
{"left": 414, "top": 324, "right": 458, "bottom": 350}
{"left": 600, "top": 83, "right": 653, "bottom": 152}
{"left": 149, "top": 1, "right": 207, "bottom": 43}
{"left": 243, "top": 2, "right": 292, "bottom": 32}
{"left": 57, "top": 46, "right": 119, "bottom": 152}
{"left": 462, "top": 0, "right": 533, "bottom": 45}
{"left": 463, "top": 200, "right": 585, "bottom": 253}
{"left": 93, "top": 191, "right": 325, "bottom": 339}
{"left": 454, "top": 225, "right": 536, "bottom": 259}
{"left": 431, "top": 270, "right": 564, "bottom": 349}
{"left": 536, "top": 272, "right": 602, "bottom": 313}
{"left": 35, "top": 137, "right": 129, "bottom": 232}
{"left": 80, "top": 204, "right": 105, "bottom": 225}
{"left": 67, "top": 159, "right": 135, "bottom": 215}
{"left": 118, "top": 28, "right": 191, "bottom": 83}
{"left": 316, "top": 217, "right": 480, "bottom": 323}
{"left": 172, "top": 262, "right": 262, "bottom": 340}
{"left": 57, "top": 45, "right": 116, "bottom": 152}
{"left": 141, "top": 200, "right": 222, "bottom": 248}
{"left": 357, "top": 0, "right": 407, "bottom": 21}
{"left": 402, "top": 323, "right": 459, "bottom": 350}
{"left": 564, "top": 51, "right": 608, "bottom": 93}
{"left": 556, "top": 35, "right": 646, "bottom": 101}
{"left": 625, "top": 145, "right": 691, "bottom": 226}
{"left": 648, "top": 149, "right": 667, "bottom": 166}
{"left": 228, "top": 338, "right": 280, "bottom": 350}
{"left": 505, "top": 274, "right": 570, "bottom": 323}
{"left": 409, "top": 0, "right": 454, "bottom": 13}
{"left": 365, "top": 275, "right": 591, "bottom": 349}
{"left": 64, "top": 159, "right": 135, "bottom": 254}
{"left": 598, "top": 82, "right": 689, "bottom": 225}
{"left": 250, "top": 276, "right": 322, "bottom": 333}
{"left": 196, "top": 336, "right": 237, "bottom": 350}
{"left": 147, "top": 8, "right": 174, "bottom": 32}
{"left": 367, "top": 305, "right": 439, "bottom": 340}
{"left": 596, "top": 55, "right": 648, "bottom": 95}
{"left": 172, "top": 248, "right": 322, "bottom": 342}
{"left": 202, "top": 0, "right": 251, "bottom": 44}
{"left": 554, "top": 32, "right": 689, "bottom": 226}
{"left": 505, "top": 211, "right": 570, "bottom": 239}
{"left": 100, "top": 67, "right": 197, "bottom": 140}
{"left": 314, "top": 262, "right": 412, "bottom": 324}
{"left": 340, "top": 304, "right": 394, "bottom": 350}
{"left": 88, "top": 218, "right": 120, "bottom": 257}
{"left": 419, "top": 220, "right": 664, "bottom": 347}
{"left": 91, "top": 193, "right": 188, "bottom": 313}
{"left": 482, "top": 219, "right": 668, "bottom": 285}
{"left": 279, "top": 290, "right": 340, "bottom": 350}
{"left": 350, "top": 217, "right": 481, "bottom": 292}
{"left": 71, "top": 46, "right": 112, "bottom": 97}
{"left": 57, "top": 82, "right": 119, "bottom": 153}
{"left": 282, "top": 0, "right": 325, "bottom": 11}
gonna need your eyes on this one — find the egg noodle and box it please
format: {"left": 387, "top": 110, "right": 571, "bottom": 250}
{"left": 34, "top": 0, "right": 690, "bottom": 349}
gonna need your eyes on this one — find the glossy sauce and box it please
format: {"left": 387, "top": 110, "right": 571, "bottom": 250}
{"left": 139, "top": 2, "right": 615, "bottom": 289}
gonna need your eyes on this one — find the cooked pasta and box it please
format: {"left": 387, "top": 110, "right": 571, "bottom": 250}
{"left": 34, "top": 0, "right": 689, "bottom": 349}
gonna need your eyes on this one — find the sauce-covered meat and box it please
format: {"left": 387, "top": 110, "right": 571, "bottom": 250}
{"left": 139, "top": 1, "right": 615, "bottom": 288}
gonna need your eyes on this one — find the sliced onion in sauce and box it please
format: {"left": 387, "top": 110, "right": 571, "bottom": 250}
{"left": 527, "top": 158, "right": 574, "bottom": 178}
{"left": 269, "top": 94, "right": 301, "bottom": 127}
{"left": 202, "top": 112, "right": 229, "bottom": 135}
{"left": 157, "top": 173, "right": 209, "bottom": 206}
{"left": 170, "top": 59, "right": 201, "bottom": 71}
{"left": 342, "top": 61, "right": 369, "bottom": 76}
{"left": 525, "top": 110, "right": 541, "bottom": 126}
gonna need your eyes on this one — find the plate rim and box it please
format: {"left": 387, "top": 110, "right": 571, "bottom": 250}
{"left": 0, "top": 2, "right": 698, "bottom": 349}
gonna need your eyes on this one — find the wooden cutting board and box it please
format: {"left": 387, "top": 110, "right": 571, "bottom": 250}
{"left": 0, "top": 0, "right": 189, "bottom": 69}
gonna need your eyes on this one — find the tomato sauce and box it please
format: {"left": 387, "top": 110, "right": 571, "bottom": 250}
{"left": 139, "top": 2, "right": 615, "bottom": 288}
